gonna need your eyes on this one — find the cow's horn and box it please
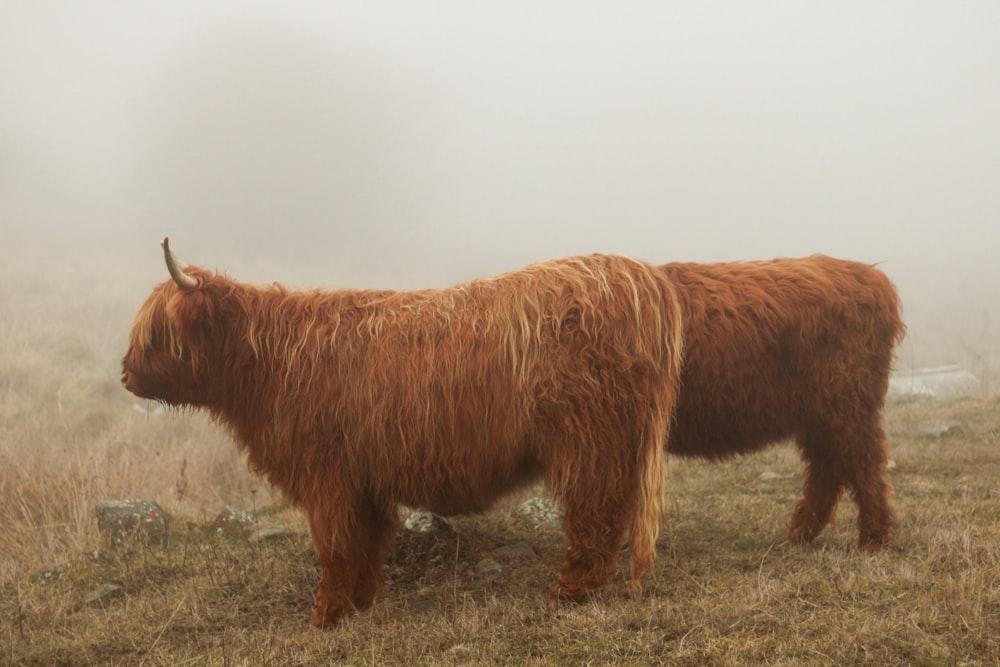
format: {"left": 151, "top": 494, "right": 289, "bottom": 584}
{"left": 160, "top": 237, "right": 199, "bottom": 290}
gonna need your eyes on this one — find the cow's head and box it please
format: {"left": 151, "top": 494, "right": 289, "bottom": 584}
{"left": 121, "top": 238, "right": 219, "bottom": 407}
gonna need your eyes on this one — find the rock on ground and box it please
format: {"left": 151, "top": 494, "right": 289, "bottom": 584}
{"left": 81, "top": 581, "right": 125, "bottom": 608}
{"left": 515, "top": 497, "right": 562, "bottom": 529}
{"left": 96, "top": 499, "right": 169, "bottom": 548}
{"left": 210, "top": 506, "right": 258, "bottom": 537}
{"left": 888, "top": 366, "right": 980, "bottom": 403}
{"left": 908, "top": 419, "right": 963, "bottom": 439}
{"left": 249, "top": 525, "right": 295, "bottom": 544}
{"left": 474, "top": 557, "right": 502, "bottom": 578}
{"left": 489, "top": 542, "right": 537, "bottom": 560}
{"left": 404, "top": 510, "right": 452, "bottom": 533}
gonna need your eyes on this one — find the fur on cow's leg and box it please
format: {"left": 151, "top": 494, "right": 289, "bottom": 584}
{"left": 788, "top": 460, "right": 844, "bottom": 545}
{"left": 547, "top": 520, "right": 628, "bottom": 608}
{"left": 310, "top": 558, "right": 354, "bottom": 628}
{"left": 845, "top": 424, "right": 896, "bottom": 553}
{"left": 851, "top": 470, "right": 896, "bottom": 553}
{"left": 306, "top": 497, "right": 397, "bottom": 628}
{"left": 789, "top": 431, "right": 848, "bottom": 545}
{"left": 789, "top": 423, "right": 896, "bottom": 551}
{"left": 307, "top": 503, "right": 355, "bottom": 628}
{"left": 349, "top": 504, "right": 399, "bottom": 609}
{"left": 546, "top": 402, "right": 669, "bottom": 607}
{"left": 546, "top": 444, "right": 636, "bottom": 606}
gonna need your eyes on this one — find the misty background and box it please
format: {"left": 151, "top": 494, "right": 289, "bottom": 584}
{"left": 2, "top": 1, "right": 997, "bottom": 383}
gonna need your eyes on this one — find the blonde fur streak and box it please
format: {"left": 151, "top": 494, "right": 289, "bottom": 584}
{"left": 122, "top": 251, "right": 683, "bottom": 626}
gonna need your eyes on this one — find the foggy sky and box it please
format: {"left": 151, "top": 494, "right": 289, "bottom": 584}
{"left": 2, "top": 2, "right": 998, "bottom": 373}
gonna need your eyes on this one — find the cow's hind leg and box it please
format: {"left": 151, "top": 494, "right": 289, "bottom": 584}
{"left": 788, "top": 433, "right": 845, "bottom": 545}
{"left": 845, "top": 421, "right": 896, "bottom": 552}
{"left": 790, "top": 420, "right": 895, "bottom": 552}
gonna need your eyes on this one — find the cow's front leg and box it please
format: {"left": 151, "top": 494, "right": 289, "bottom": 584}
{"left": 310, "top": 558, "right": 354, "bottom": 628}
{"left": 307, "top": 502, "right": 355, "bottom": 628}
{"left": 306, "top": 496, "right": 397, "bottom": 628}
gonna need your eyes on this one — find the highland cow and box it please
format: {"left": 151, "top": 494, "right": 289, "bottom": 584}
{"left": 660, "top": 256, "right": 905, "bottom": 552}
{"left": 121, "top": 239, "right": 683, "bottom": 627}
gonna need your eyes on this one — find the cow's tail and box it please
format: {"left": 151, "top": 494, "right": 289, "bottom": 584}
{"left": 627, "top": 270, "right": 683, "bottom": 597}
{"left": 628, "top": 398, "right": 670, "bottom": 598}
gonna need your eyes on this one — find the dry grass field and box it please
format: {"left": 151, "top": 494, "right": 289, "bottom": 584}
{"left": 2, "top": 250, "right": 999, "bottom": 666}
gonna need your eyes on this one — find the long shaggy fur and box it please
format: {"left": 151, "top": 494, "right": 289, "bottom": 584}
{"left": 660, "top": 255, "right": 905, "bottom": 551}
{"left": 122, "top": 250, "right": 683, "bottom": 627}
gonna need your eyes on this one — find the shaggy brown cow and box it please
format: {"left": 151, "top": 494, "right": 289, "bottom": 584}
{"left": 660, "top": 256, "right": 905, "bottom": 552}
{"left": 122, "top": 239, "right": 683, "bottom": 627}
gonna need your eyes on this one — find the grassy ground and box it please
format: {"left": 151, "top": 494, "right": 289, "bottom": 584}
{"left": 3, "top": 253, "right": 999, "bottom": 665}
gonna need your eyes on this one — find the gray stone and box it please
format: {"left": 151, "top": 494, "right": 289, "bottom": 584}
{"left": 82, "top": 581, "right": 125, "bottom": 607}
{"left": 888, "top": 366, "right": 980, "bottom": 403}
{"left": 249, "top": 525, "right": 295, "bottom": 544}
{"left": 909, "top": 420, "right": 963, "bottom": 439}
{"left": 490, "top": 542, "right": 537, "bottom": 560}
{"left": 210, "top": 506, "right": 258, "bottom": 537}
{"left": 515, "top": 497, "right": 562, "bottom": 528}
{"left": 404, "top": 510, "right": 451, "bottom": 533}
{"left": 85, "top": 550, "right": 114, "bottom": 564}
{"left": 96, "top": 499, "right": 169, "bottom": 548}
{"left": 475, "top": 558, "right": 502, "bottom": 577}
{"left": 37, "top": 562, "right": 71, "bottom": 584}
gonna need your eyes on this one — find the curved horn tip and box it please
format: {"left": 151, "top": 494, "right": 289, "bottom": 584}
{"left": 161, "top": 237, "right": 199, "bottom": 290}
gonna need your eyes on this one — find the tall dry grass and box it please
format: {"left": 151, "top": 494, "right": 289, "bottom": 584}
{"left": 0, "top": 252, "right": 271, "bottom": 591}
